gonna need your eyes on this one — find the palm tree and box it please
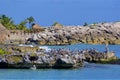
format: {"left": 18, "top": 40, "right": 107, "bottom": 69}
{"left": 17, "top": 21, "right": 27, "bottom": 30}
{"left": 0, "top": 14, "right": 16, "bottom": 30}
{"left": 26, "top": 16, "right": 35, "bottom": 29}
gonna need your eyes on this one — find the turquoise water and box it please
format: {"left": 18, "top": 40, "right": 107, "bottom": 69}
{"left": 0, "top": 44, "right": 120, "bottom": 80}
{"left": 0, "top": 64, "right": 120, "bottom": 80}
{"left": 1, "top": 0, "right": 120, "bottom": 79}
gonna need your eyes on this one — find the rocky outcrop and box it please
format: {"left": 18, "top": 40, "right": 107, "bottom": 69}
{"left": 82, "top": 49, "right": 118, "bottom": 63}
{"left": 0, "top": 45, "right": 84, "bottom": 69}
{"left": 53, "top": 58, "right": 75, "bottom": 69}
{"left": 27, "top": 22, "right": 120, "bottom": 45}
{"left": 0, "top": 45, "right": 119, "bottom": 69}
{"left": 0, "top": 22, "right": 120, "bottom": 45}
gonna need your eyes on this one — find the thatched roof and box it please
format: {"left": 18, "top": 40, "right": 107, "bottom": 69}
{"left": 52, "top": 23, "right": 63, "bottom": 29}
{"left": 32, "top": 24, "right": 42, "bottom": 30}
{"left": 32, "top": 24, "right": 44, "bottom": 32}
{"left": 0, "top": 23, "right": 10, "bottom": 43}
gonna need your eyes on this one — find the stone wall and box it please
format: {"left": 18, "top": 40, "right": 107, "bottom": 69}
{"left": 0, "top": 23, "right": 10, "bottom": 44}
{"left": 9, "top": 32, "right": 33, "bottom": 41}
{"left": 7, "top": 31, "right": 34, "bottom": 44}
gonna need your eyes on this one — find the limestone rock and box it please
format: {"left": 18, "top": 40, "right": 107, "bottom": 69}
{"left": 53, "top": 58, "right": 75, "bottom": 69}
{"left": 27, "top": 22, "right": 120, "bottom": 45}
{"left": 0, "top": 23, "right": 10, "bottom": 44}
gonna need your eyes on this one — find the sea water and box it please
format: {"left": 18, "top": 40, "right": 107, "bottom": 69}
{"left": 1, "top": 64, "right": 120, "bottom": 80}
{"left": 1, "top": 0, "right": 120, "bottom": 79}
{"left": 0, "top": 44, "right": 120, "bottom": 80}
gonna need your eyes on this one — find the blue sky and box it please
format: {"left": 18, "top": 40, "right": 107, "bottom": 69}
{"left": 0, "top": 0, "right": 120, "bottom": 26}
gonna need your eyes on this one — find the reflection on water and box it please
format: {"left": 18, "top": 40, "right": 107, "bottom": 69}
{"left": 0, "top": 63, "right": 120, "bottom": 79}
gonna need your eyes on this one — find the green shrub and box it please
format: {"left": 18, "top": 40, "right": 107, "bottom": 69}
{"left": 0, "top": 14, "right": 17, "bottom": 30}
{"left": 0, "top": 48, "right": 9, "bottom": 55}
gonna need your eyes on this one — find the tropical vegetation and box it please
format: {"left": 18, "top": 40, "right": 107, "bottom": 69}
{"left": 0, "top": 14, "right": 35, "bottom": 31}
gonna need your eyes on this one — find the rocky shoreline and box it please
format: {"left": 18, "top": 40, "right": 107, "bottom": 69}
{"left": 0, "top": 22, "right": 120, "bottom": 69}
{"left": 0, "top": 44, "right": 119, "bottom": 69}
{"left": 26, "top": 22, "right": 120, "bottom": 45}
{"left": 27, "top": 22, "right": 120, "bottom": 45}
{"left": 0, "top": 22, "right": 120, "bottom": 45}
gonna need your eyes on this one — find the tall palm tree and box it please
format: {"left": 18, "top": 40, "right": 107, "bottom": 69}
{"left": 26, "top": 16, "right": 35, "bottom": 29}
{"left": 0, "top": 14, "right": 16, "bottom": 30}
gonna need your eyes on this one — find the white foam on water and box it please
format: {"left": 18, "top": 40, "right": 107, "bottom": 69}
{"left": 18, "top": 44, "right": 51, "bottom": 52}
{"left": 18, "top": 44, "right": 34, "bottom": 47}
{"left": 39, "top": 46, "right": 51, "bottom": 52}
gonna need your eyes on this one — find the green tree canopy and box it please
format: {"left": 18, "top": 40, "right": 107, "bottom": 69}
{"left": 26, "top": 16, "right": 35, "bottom": 29}
{"left": 17, "top": 21, "right": 27, "bottom": 30}
{"left": 0, "top": 14, "right": 16, "bottom": 30}
{"left": 26, "top": 16, "right": 35, "bottom": 23}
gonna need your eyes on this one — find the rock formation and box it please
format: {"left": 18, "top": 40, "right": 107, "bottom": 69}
{"left": 0, "top": 22, "right": 120, "bottom": 45}
{"left": 27, "top": 22, "right": 120, "bottom": 45}
{"left": 0, "top": 45, "right": 118, "bottom": 69}
{"left": 0, "top": 23, "right": 10, "bottom": 44}
{"left": 0, "top": 45, "right": 84, "bottom": 69}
